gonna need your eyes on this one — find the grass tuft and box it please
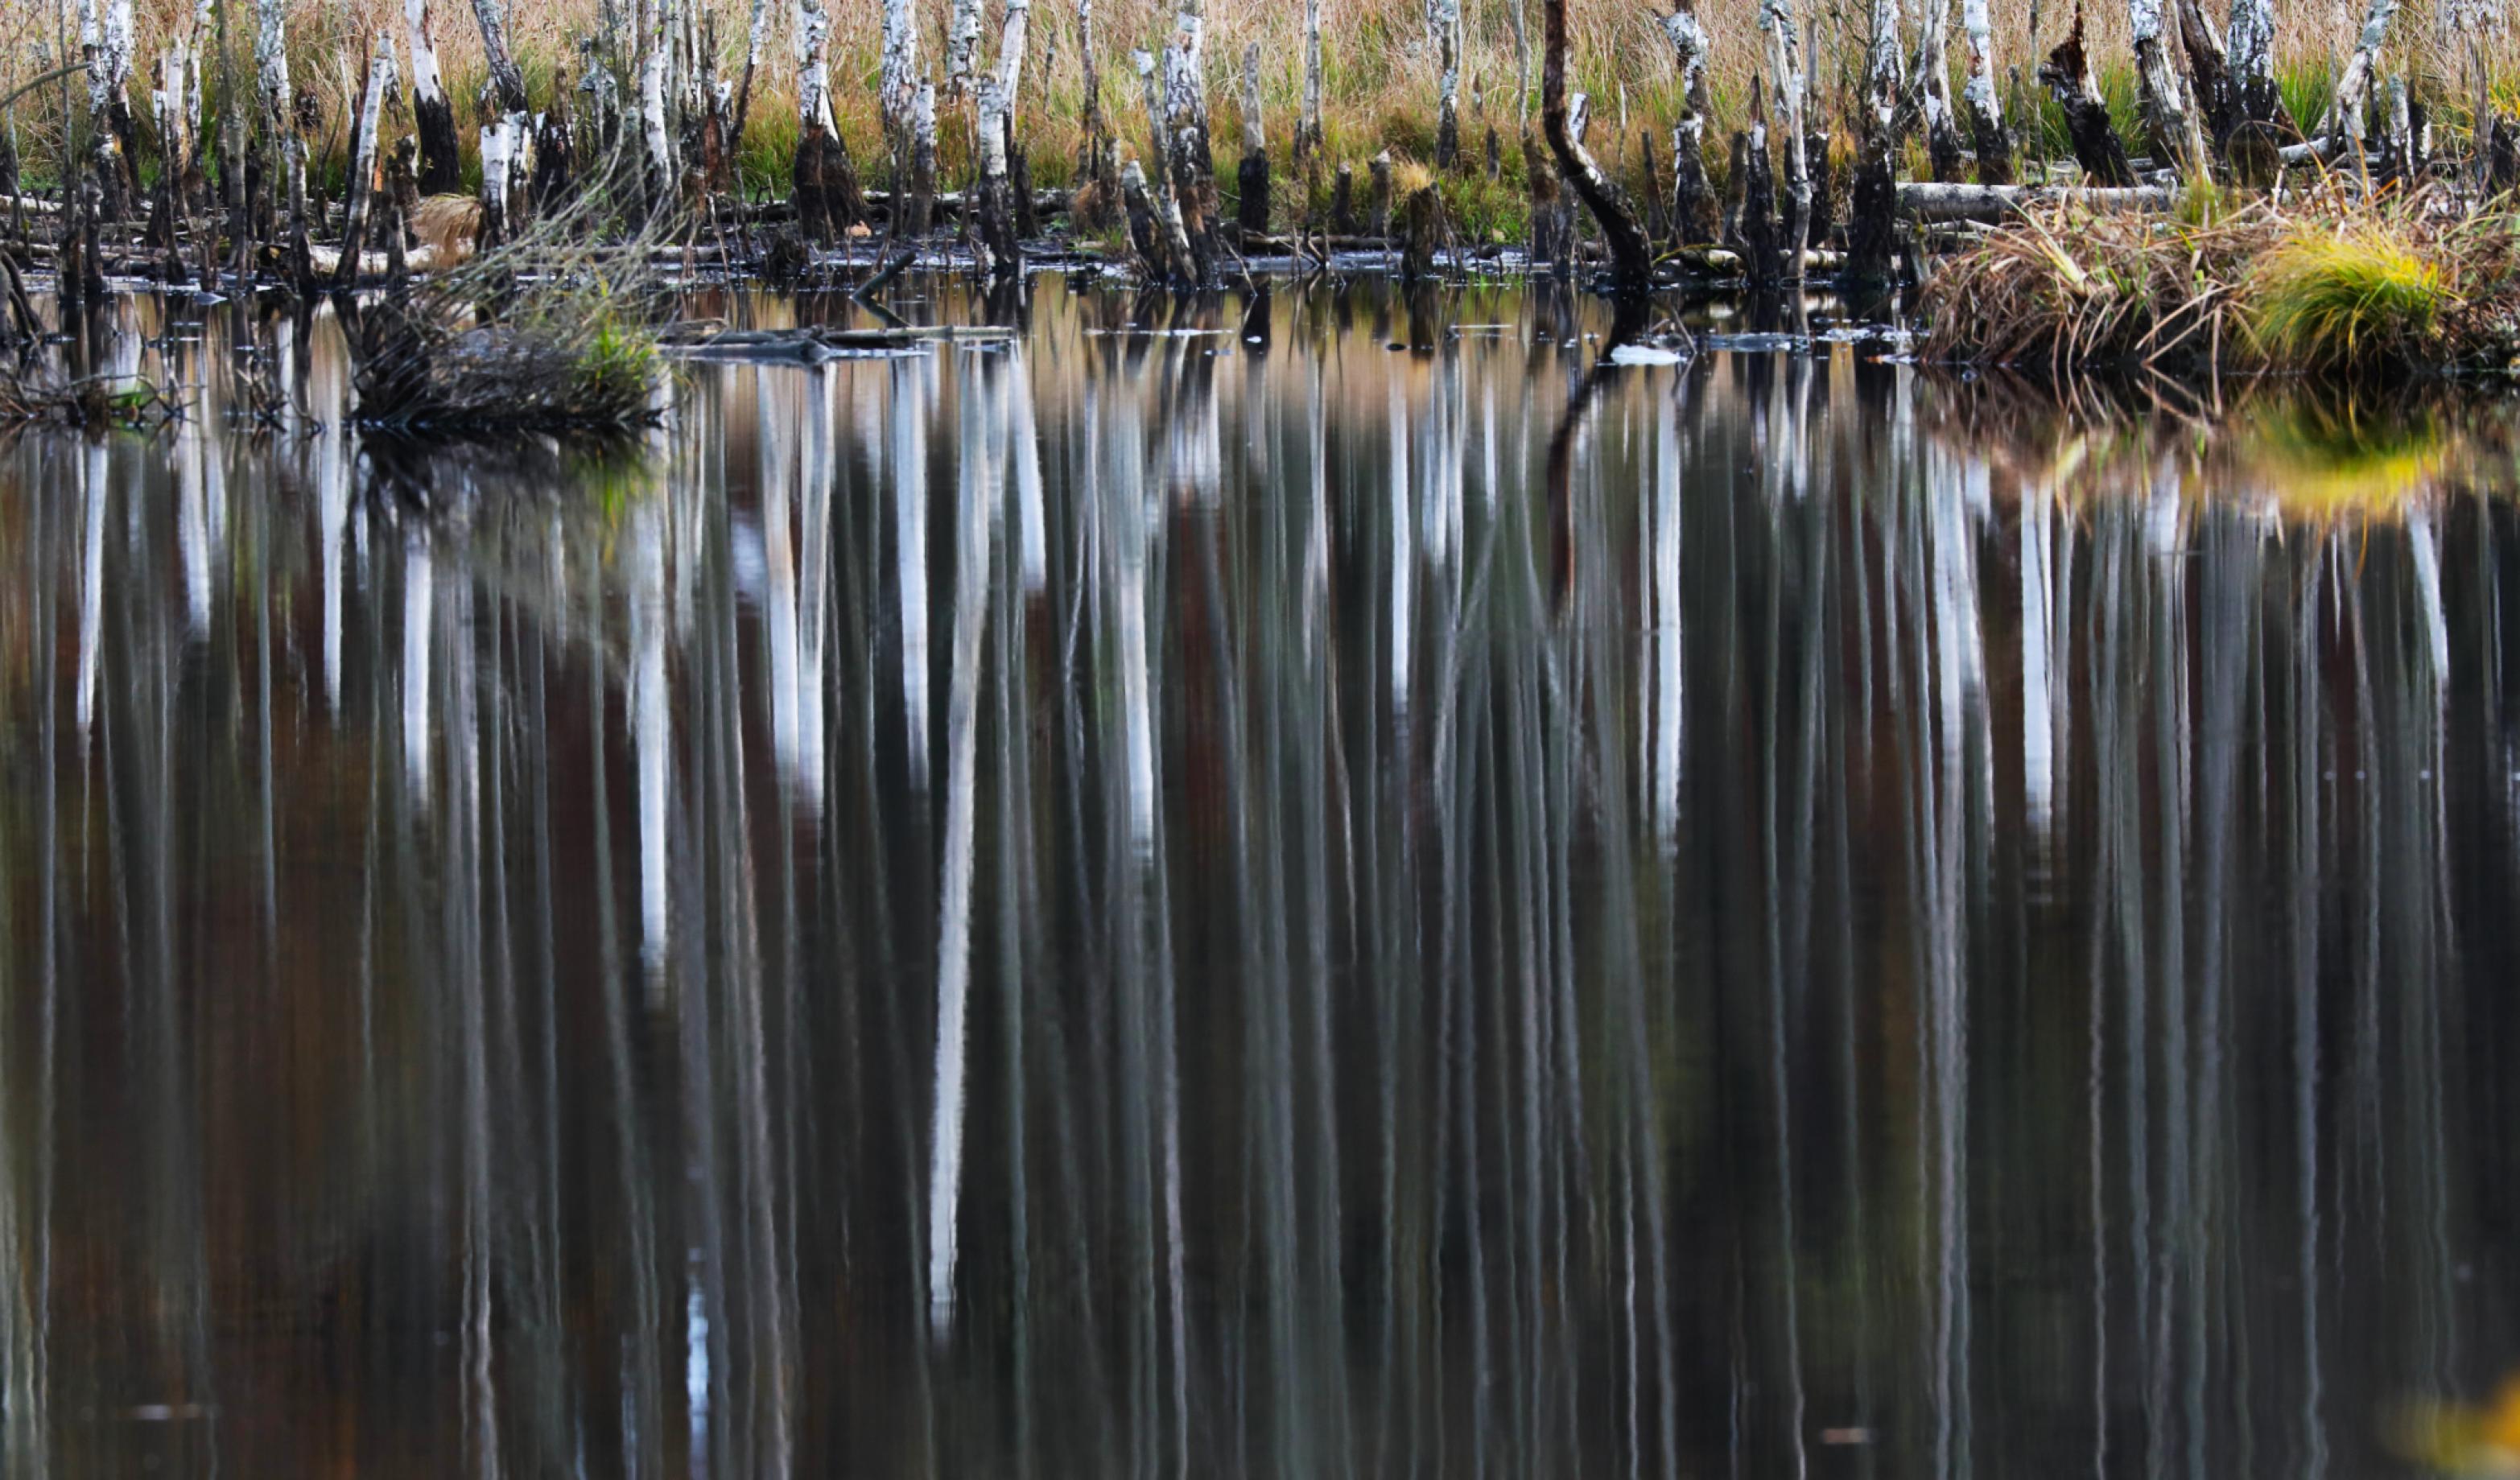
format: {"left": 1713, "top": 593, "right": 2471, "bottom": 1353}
{"left": 2249, "top": 224, "right": 2449, "bottom": 372}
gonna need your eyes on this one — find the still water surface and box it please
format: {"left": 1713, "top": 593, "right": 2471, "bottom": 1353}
{"left": 2, "top": 280, "right": 2517, "bottom": 1477}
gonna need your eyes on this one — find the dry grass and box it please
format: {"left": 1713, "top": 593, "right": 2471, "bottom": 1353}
{"left": 2, "top": 0, "right": 2510, "bottom": 196}
{"left": 1922, "top": 182, "right": 2520, "bottom": 376}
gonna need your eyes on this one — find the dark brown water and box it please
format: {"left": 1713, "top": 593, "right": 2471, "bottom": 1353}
{"left": 2, "top": 278, "right": 2518, "bottom": 1478}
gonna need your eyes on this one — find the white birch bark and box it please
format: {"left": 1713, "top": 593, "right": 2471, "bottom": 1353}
{"left": 339, "top": 36, "right": 397, "bottom": 267}
{"left": 1862, "top": 0, "right": 1901, "bottom": 134}
{"left": 406, "top": 0, "right": 447, "bottom": 117}
{"left": 1961, "top": 0, "right": 2003, "bottom": 142}
{"left": 1429, "top": 0, "right": 1462, "bottom": 166}
{"left": 640, "top": 44, "right": 677, "bottom": 197}
{"left": 473, "top": 0, "right": 529, "bottom": 110}
{"left": 1301, "top": 0, "right": 1324, "bottom": 158}
{"left": 1912, "top": 0, "right": 1957, "bottom": 162}
{"left": 1163, "top": 4, "right": 1210, "bottom": 171}
{"left": 882, "top": 0, "right": 922, "bottom": 135}
{"left": 2320, "top": 0, "right": 2398, "bottom": 146}
{"left": 151, "top": 38, "right": 190, "bottom": 175}
{"left": 2132, "top": 0, "right": 2207, "bottom": 172}
{"left": 797, "top": 0, "right": 834, "bottom": 131}
{"left": 996, "top": 0, "right": 1032, "bottom": 104}
{"left": 947, "top": 0, "right": 985, "bottom": 97}
{"left": 1761, "top": 0, "right": 1809, "bottom": 262}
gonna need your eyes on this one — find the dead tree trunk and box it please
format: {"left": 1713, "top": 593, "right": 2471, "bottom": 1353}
{"left": 1913, "top": 0, "right": 1965, "bottom": 181}
{"left": 1161, "top": 3, "right": 1220, "bottom": 273}
{"left": 2225, "top": 0, "right": 2280, "bottom": 130}
{"left": 1846, "top": 0, "right": 1901, "bottom": 283}
{"left": 84, "top": 0, "right": 138, "bottom": 216}
{"left": 1521, "top": 133, "right": 1558, "bottom": 260}
{"left": 884, "top": 0, "right": 922, "bottom": 135}
{"left": 1075, "top": 0, "right": 1111, "bottom": 202}
{"left": 2039, "top": 10, "right": 2135, "bottom": 185}
{"left": 405, "top": 0, "right": 460, "bottom": 192}
{"left": 1664, "top": 0, "right": 1716, "bottom": 241}
{"left": 1732, "top": 88, "right": 1780, "bottom": 283}
{"left": 974, "top": 80, "right": 1021, "bottom": 275}
{"left": 1430, "top": 0, "right": 1464, "bottom": 167}
{"left": 1540, "top": 0, "right": 1651, "bottom": 288}
{"left": 1298, "top": 0, "right": 1325, "bottom": 164}
{"left": 2131, "top": 0, "right": 2208, "bottom": 177}
{"left": 2172, "top": 0, "right": 2233, "bottom": 147}
{"left": 472, "top": 0, "right": 530, "bottom": 112}
{"left": 1960, "top": 0, "right": 2014, "bottom": 182}
{"left": 905, "top": 81, "right": 939, "bottom": 234}
{"left": 794, "top": 0, "right": 864, "bottom": 239}
{"left": 1237, "top": 43, "right": 1268, "bottom": 232}
{"left": 1759, "top": 0, "right": 1809, "bottom": 288}
{"left": 336, "top": 37, "right": 396, "bottom": 290}
{"left": 2320, "top": 0, "right": 2398, "bottom": 155}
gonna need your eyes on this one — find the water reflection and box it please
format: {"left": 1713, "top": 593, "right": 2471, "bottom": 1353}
{"left": 2, "top": 282, "right": 2518, "bottom": 1477}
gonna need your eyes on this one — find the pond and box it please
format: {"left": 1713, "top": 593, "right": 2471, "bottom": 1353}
{"left": 2, "top": 277, "right": 2517, "bottom": 1477}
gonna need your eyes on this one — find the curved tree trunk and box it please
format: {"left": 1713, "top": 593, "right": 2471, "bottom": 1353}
{"left": 1540, "top": 0, "right": 1651, "bottom": 288}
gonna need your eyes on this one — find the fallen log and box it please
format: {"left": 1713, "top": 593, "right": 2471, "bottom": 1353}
{"left": 1897, "top": 182, "right": 2178, "bottom": 221}
{"left": 657, "top": 324, "right": 1018, "bottom": 361}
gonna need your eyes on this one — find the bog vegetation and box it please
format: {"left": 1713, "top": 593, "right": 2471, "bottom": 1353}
{"left": 0, "top": 0, "right": 2518, "bottom": 410}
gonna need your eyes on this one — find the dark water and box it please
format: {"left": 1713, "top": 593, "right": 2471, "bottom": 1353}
{"left": 2, "top": 278, "right": 2518, "bottom": 1478}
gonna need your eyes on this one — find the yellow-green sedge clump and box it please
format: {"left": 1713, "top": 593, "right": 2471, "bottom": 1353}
{"left": 2250, "top": 225, "right": 2450, "bottom": 373}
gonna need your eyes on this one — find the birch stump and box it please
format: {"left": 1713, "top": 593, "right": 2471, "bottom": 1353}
{"left": 2039, "top": 10, "right": 2135, "bottom": 184}
{"left": 83, "top": 0, "right": 138, "bottom": 216}
{"left": 472, "top": 0, "right": 530, "bottom": 113}
{"left": 883, "top": 0, "right": 922, "bottom": 136}
{"left": 1237, "top": 43, "right": 1268, "bottom": 232}
{"left": 1161, "top": 5, "right": 1220, "bottom": 274}
{"left": 1429, "top": 0, "right": 1464, "bottom": 168}
{"left": 1847, "top": 0, "right": 1901, "bottom": 283}
{"left": 2320, "top": 0, "right": 2398, "bottom": 155}
{"left": 1664, "top": 0, "right": 1716, "bottom": 241}
{"left": 1912, "top": 0, "right": 1965, "bottom": 181}
{"left": 974, "top": 80, "right": 1021, "bottom": 276}
{"left": 2225, "top": 0, "right": 2283, "bottom": 134}
{"left": 1960, "top": 0, "right": 2014, "bottom": 182}
{"left": 405, "top": 0, "right": 460, "bottom": 192}
{"left": 336, "top": 37, "right": 398, "bottom": 290}
{"left": 2131, "top": 0, "right": 2208, "bottom": 177}
{"left": 794, "top": 0, "right": 865, "bottom": 241}
{"left": 1759, "top": 0, "right": 1809, "bottom": 287}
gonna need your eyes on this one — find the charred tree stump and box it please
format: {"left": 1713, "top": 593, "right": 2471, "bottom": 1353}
{"left": 1332, "top": 163, "right": 1358, "bottom": 235}
{"left": 2040, "top": 14, "right": 2135, "bottom": 186}
{"left": 1368, "top": 150, "right": 1393, "bottom": 241}
{"left": 1396, "top": 183, "right": 1444, "bottom": 280}
{"left": 1846, "top": 134, "right": 1898, "bottom": 286}
{"left": 533, "top": 97, "right": 574, "bottom": 211}
{"left": 2490, "top": 115, "right": 2520, "bottom": 197}
{"left": 795, "top": 123, "right": 834, "bottom": 241}
{"left": 406, "top": 0, "right": 461, "bottom": 192}
{"left": 1732, "top": 107, "right": 1780, "bottom": 285}
{"left": 1524, "top": 132, "right": 1561, "bottom": 263}
{"left": 1805, "top": 126, "right": 1833, "bottom": 244}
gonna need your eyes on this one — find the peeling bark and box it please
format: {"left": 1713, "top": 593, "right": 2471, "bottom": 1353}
{"left": 1161, "top": 7, "right": 1219, "bottom": 272}
{"left": 1960, "top": 0, "right": 2013, "bottom": 182}
{"left": 883, "top": 0, "right": 922, "bottom": 134}
{"left": 2039, "top": 10, "right": 2135, "bottom": 185}
{"left": 975, "top": 80, "right": 1021, "bottom": 276}
{"left": 1760, "top": 0, "right": 1809, "bottom": 283}
{"left": 2131, "top": 0, "right": 2208, "bottom": 177}
{"left": 2225, "top": 0, "right": 2279, "bottom": 129}
{"left": 947, "top": 0, "right": 984, "bottom": 97}
{"left": 1664, "top": 0, "right": 1715, "bottom": 241}
{"left": 1913, "top": 0, "right": 1965, "bottom": 181}
{"left": 2172, "top": 0, "right": 2233, "bottom": 146}
{"left": 336, "top": 36, "right": 398, "bottom": 290}
{"left": 2320, "top": 0, "right": 2398, "bottom": 154}
{"left": 1429, "top": 0, "right": 1463, "bottom": 167}
{"left": 472, "top": 0, "right": 530, "bottom": 113}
